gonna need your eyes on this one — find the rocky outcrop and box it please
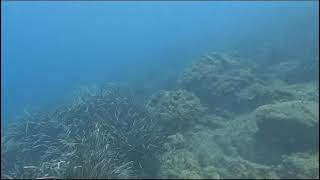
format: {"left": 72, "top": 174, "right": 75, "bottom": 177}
{"left": 254, "top": 100, "right": 319, "bottom": 164}
{"left": 276, "top": 152, "right": 319, "bottom": 179}
{"left": 147, "top": 89, "right": 207, "bottom": 133}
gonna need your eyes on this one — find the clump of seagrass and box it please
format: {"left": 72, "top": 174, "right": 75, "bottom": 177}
{"left": 1, "top": 111, "right": 65, "bottom": 179}
{"left": 1, "top": 83, "right": 165, "bottom": 179}
{"left": 58, "top": 83, "right": 165, "bottom": 178}
{"left": 58, "top": 127, "right": 135, "bottom": 179}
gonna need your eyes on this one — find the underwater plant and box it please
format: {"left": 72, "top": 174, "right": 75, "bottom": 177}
{"left": 1, "top": 83, "right": 165, "bottom": 179}
{"left": 1, "top": 110, "right": 65, "bottom": 179}
{"left": 58, "top": 127, "right": 135, "bottom": 179}
{"left": 58, "top": 83, "right": 165, "bottom": 178}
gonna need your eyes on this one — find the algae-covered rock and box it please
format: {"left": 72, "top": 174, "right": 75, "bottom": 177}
{"left": 255, "top": 100, "right": 319, "bottom": 133}
{"left": 157, "top": 112, "right": 285, "bottom": 179}
{"left": 238, "top": 82, "right": 319, "bottom": 108}
{"left": 276, "top": 152, "right": 319, "bottom": 179}
{"left": 178, "top": 52, "right": 319, "bottom": 114}
{"left": 198, "top": 114, "right": 226, "bottom": 129}
{"left": 276, "top": 83, "right": 319, "bottom": 102}
{"left": 202, "top": 166, "right": 221, "bottom": 179}
{"left": 254, "top": 100, "right": 319, "bottom": 164}
{"left": 158, "top": 149, "right": 202, "bottom": 179}
{"left": 279, "top": 58, "right": 319, "bottom": 84}
{"left": 178, "top": 53, "right": 238, "bottom": 97}
{"left": 178, "top": 52, "right": 239, "bottom": 87}
{"left": 236, "top": 82, "right": 294, "bottom": 109}
{"left": 185, "top": 113, "right": 259, "bottom": 165}
{"left": 178, "top": 52, "right": 266, "bottom": 113}
{"left": 163, "top": 133, "right": 186, "bottom": 151}
{"left": 147, "top": 89, "right": 207, "bottom": 132}
{"left": 201, "top": 156, "right": 279, "bottom": 179}
{"left": 159, "top": 148, "right": 279, "bottom": 179}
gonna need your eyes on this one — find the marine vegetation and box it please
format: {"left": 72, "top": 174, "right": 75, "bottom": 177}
{"left": 1, "top": 84, "right": 165, "bottom": 179}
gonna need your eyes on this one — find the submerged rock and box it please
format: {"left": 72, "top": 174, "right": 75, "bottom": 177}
{"left": 276, "top": 152, "right": 319, "bottom": 179}
{"left": 158, "top": 147, "right": 280, "bottom": 179}
{"left": 158, "top": 149, "right": 202, "bottom": 179}
{"left": 178, "top": 52, "right": 267, "bottom": 113}
{"left": 238, "top": 82, "right": 319, "bottom": 106}
{"left": 146, "top": 89, "right": 207, "bottom": 133}
{"left": 178, "top": 52, "right": 319, "bottom": 115}
{"left": 254, "top": 100, "right": 319, "bottom": 164}
{"left": 209, "top": 156, "right": 279, "bottom": 179}
{"left": 163, "top": 133, "right": 186, "bottom": 151}
{"left": 198, "top": 114, "right": 227, "bottom": 129}
{"left": 278, "top": 57, "right": 319, "bottom": 84}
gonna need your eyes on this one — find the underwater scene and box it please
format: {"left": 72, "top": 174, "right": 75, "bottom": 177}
{"left": 1, "top": 1, "right": 319, "bottom": 179}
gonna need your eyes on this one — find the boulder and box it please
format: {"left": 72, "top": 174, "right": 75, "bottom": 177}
{"left": 147, "top": 89, "right": 206, "bottom": 133}
{"left": 277, "top": 152, "right": 319, "bottom": 179}
{"left": 254, "top": 100, "right": 319, "bottom": 163}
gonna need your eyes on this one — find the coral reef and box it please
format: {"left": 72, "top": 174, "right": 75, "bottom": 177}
{"left": 146, "top": 89, "right": 207, "bottom": 133}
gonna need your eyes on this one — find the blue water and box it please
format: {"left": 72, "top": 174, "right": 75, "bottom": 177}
{"left": 1, "top": 1, "right": 318, "bottom": 126}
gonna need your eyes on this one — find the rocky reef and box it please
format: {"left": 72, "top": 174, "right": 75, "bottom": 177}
{"left": 153, "top": 51, "right": 319, "bottom": 179}
{"left": 178, "top": 52, "right": 319, "bottom": 116}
